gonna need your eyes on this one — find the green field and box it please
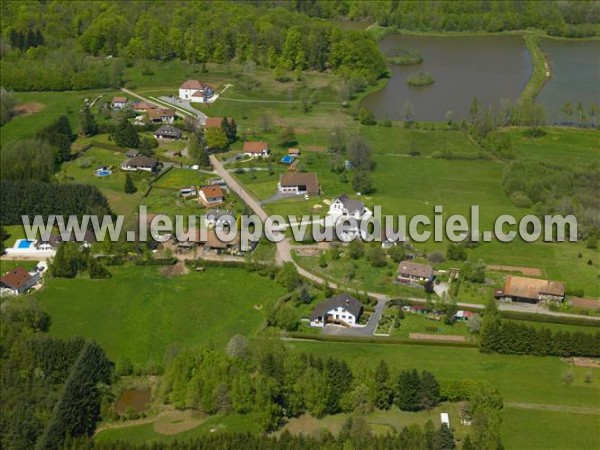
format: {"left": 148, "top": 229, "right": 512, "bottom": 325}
{"left": 288, "top": 341, "right": 600, "bottom": 408}
{"left": 501, "top": 407, "right": 599, "bottom": 450}
{"left": 35, "top": 265, "right": 287, "bottom": 366}
{"left": 0, "top": 90, "right": 121, "bottom": 144}
{"left": 506, "top": 127, "right": 599, "bottom": 162}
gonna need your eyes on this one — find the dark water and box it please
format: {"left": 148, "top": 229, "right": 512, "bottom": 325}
{"left": 537, "top": 39, "right": 600, "bottom": 123}
{"left": 361, "top": 35, "right": 531, "bottom": 121}
{"left": 115, "top": 388, "right": 151, "bottom": 414}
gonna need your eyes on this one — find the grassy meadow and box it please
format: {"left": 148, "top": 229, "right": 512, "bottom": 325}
{"left": 35, "top": 265, "right": 287, "bottom": 366}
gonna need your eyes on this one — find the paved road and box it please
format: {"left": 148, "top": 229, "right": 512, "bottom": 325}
{"left": 210, "top": 154, "right": 600, "bottom": 325}
{"left": 120, "top": 88, "right": 203, "bottom": 122}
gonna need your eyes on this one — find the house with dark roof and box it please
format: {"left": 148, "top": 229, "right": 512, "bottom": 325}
{"left": 39, "top": 230, "right": 96, "bottom": 249}
{"left": 278, "top": 172, "right": 320, "bottom": 195}
{"left": 153, "top": 125, "right": 182, "bottom": 140}
{"left": 179, "top": 80, "right": 215, "bottom": 103}
{"left": 205, "top": 209, "right": 236, "bottom": 228}
{"left": 310, "top": 293, "right": 364, "bottom": 327}
{"left": 125, "top": 149, "right": 140, "bottom": 158}
{"left": 243, "top": 141, "right": 270, "bottom": 158}
{"left": 121, "top": 155, "right": 158, "bottom": 172}
{"left": 0, "top": 266, "right": 40, "bottom": 295}
{"left": 329, "top": 194, "right": 367, "bottom": 219}
{"left": 397, "top": 260, "right": 434, "bottom": 283}
{"left": 495, "top": 275, "right": 565, "bottom": 304}
{"left": 198, "top": 185, "right": 225, "bottom": 207}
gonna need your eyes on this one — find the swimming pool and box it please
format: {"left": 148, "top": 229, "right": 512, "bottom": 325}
{"left": 280, "top": 155, "right": 294, "bottom": 164}
{"left": 95, "top": 168, "right": 112, "bottom": 177}
{"left": 16, "top": 239, "right": 35, "bottom": 249}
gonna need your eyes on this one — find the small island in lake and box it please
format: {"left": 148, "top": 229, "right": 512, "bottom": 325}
{"left": 407, "top": 71, "right": 435, "bottom": 86}
{"left": 387, "top": 46, "right": 424, "bottom": 65}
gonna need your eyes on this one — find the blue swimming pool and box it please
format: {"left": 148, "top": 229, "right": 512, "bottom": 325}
{"left": 17, "top": 239, "right": 35, "bottom": 249}
{"left": 280, "top": 155, "right": 294, "bottom": 164}
{"left": 95, "top": 168, "right": 112, "bottom": 177}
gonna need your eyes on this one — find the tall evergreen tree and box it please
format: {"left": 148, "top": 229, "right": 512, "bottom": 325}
{"left": 124, "top": 173, "right": 137, "bottom": 194}
{"left": 373, "top": 360, "right": 393, "bottom": 409}
{"left": 78, "top": 104, "right": 98, "bottom": 137}
{"left": 112, "top": 119, "right": 139, "bottom": 148}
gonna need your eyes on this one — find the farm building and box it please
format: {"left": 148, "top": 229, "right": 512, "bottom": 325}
{"left": 495, "top": 275, "right": 566, "bottom": 304}
{"left": 278, "top": 172, "right": 320, "bottom": 195}
{"left": 328, "top": 194, "right": 368, "bottom": 220}
{"left": 310, "top": 293, "right": 364, "bottom": 327}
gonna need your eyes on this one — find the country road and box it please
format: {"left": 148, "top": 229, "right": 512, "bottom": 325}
{"left": 209, "top": 154, "right": 600, "bottom": 325}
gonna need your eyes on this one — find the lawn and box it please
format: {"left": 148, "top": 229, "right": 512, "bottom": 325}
{"left": 0, "top": 259, "right": 38, "bottom": 274}
{"left": 1, "top": 224, "right": 26, "bottom": 248}
{"left": 506, "top": 127, "right": 600, "bottom": 163}
{"left": 35, "top": 265, "right": 287, "bottom": 367}
{"left": 152, "top": 168, "right": 212, "bottom": 190}
{"left": 1, "top": 89, "right": 121, "bottom": 144}
{"left": 288, "top": 341, "right": 600, "bottom": 408}
{"left": 501, "top": 408, "right": 599, "bottom": 450}
{"left": 95, "top": 413, "right": 259, "bottom": 444}
{"left": 58, "top": 147, "right": 149, "bottom": 216}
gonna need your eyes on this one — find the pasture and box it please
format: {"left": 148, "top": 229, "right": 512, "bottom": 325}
{"left": 288, "top": 340, "right": 600, "bottom": 408}
{"left": 35, "top": 265, "right": 287, "bottom": 367}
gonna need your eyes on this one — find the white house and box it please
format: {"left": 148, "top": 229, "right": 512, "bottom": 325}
{"left": 179, "top": 80, "right": 215, "bottom": 103}
{"left": 111, "top": 96, "right": 128, "bottom": 109}
{"left": 397, "top": 260, "right": 434, "bottom": 283}
{"left": 198, "top": 185, "right": 225, "bottom": 207}
{"left": 328, "top": 194, "right": 370, "bottom": 220}
{"left": 242, "top": 141, "right": 270, "bottom": 158}
{"left": 121, "top": 155, "right": 158, "bottom": 172}
{"left": 310, "top": 293, "right": 364, "bottom": 327}
{"left": 0, "top": 267, "right": 40, "bottom": 295}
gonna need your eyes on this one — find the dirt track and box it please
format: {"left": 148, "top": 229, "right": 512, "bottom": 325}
{"left": 487, "top": 265, "right": 542, "bottom": 276}
{"left": 409, "top": 333, "right": 467, "bottom": 342}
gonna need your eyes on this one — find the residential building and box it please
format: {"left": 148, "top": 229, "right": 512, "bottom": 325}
{"left": 278, "top": 172, "right": 320, "bottom": 195}
{"left": 0, "top": 267, "right": 40, "bottom": 295}
{"left": 310, "top": 293, "right": 364, "bottom": 327}
{"left": 242, "top": 141, "right": 270, "bottom": 158}
{"left": 124, "top": 149, "right": 140, "bottom": 158}
{"left": 329, "top": 194, "right": 368, "bottom": 220}
{"left": 153, "top": 124, "right": 182, "bottom": 140}
{"left": 494, "top": 275, "right": 566, "bottom": 304}
{"left": 397, "top": 260, "right": 434, "bottom": 283}
{"left": 121, "top": 155, "right": 158, "bottom": 172}
{"left": 198, "top": 185, "right": 225, "bottom": 207}
{"left": 179, "top": 80, "right": 215, "bottom": 103}
{"left": 111, "top": 96, "right": 128, "bottom": 109}
{"left": 205, "top": 209, "right": 236, "bottom": 228}
{"left": 147, "top": 107, "right": 175, "bottom": 124}
{"left": 132, "top": 101, "right": 154, "bottom": 112}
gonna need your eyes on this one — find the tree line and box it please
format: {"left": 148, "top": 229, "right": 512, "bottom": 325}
{"left": 480, "top": 301, "right": 600, "bottom": 357}
{"left": 0, "top": 180, "right": 112, "bottom": 225}
{"left": 1, "top": 1, "right": 387, "bottom": 91}
{"left": 0, "top": 301, "right": 112, "bottom": 450}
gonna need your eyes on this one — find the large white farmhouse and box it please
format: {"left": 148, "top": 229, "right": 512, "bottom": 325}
{"left": 309, "top": 293, "right": 364, "bottom": 327}
{"left": 179, "top": 80, "right": 215, "bottom": 103}
{"left": 328, "top": 194, "right": 370, "bottom": 220}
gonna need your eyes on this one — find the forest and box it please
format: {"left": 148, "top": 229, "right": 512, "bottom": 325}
{"left": 0, "top": 301, "right": 112, "bottom": 450}
{"left": 0, "top": 1, "right": 387, "bottom": 91}
{"left": 480, "top": 301, "right": 600, "bottom": 357}
{"left": 284, "top": 0, "right": 600, "bottom": 37}
{"left": 0, "top": 180, "right": 112, "bottom": 225}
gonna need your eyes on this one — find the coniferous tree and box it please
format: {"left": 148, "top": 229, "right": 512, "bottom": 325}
{"left": 395, "top": 369, "right": 422, "bottom": 412}
{"left": 124, "top": 173, "right": 137, "bottom": 194}
{"left": 374, "top": 360, "right": 393, "bottom": 409}
{"left": 111, "top": 119, "right": 139, "bottom": 148}
{"left": 78, "top": 104, "right": 98, "bottom": 137}
{"left": 419, "top": 370, "right": 440, "bottom": 410}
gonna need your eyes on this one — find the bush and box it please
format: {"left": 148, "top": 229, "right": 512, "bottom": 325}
{"left": 427, "top": 251, "right": 445, "bottom": 263}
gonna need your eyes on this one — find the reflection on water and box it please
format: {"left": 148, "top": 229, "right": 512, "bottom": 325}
{"left": 537, "top": 39, "right": 600, "bottom": 123}
{"left": 361, "top": 35, "right": 531, "bottom": 121}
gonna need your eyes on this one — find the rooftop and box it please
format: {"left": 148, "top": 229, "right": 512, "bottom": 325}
{"left": 397, "top": 260, "right": 434, "bottom": 279}
{"left": 336, "top": 194, "right": 364, "bottom": 214}
{"left": 279, "top": 172, "right": 320, "bottom": 195}
{"left": 310, "top": 293, "right": 363, "bottom": 320}
{"left": 243, "top": 141, "right": 269, "bottom": 153}
{"left": 503, "top": 275, "right": 565, "bottom": 300}
{"left": 0, "top": 267, "right": 33, "bottom": 290}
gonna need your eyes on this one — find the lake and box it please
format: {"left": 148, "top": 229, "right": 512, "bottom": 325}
{"left": 361, "top": 35, "right": 532, "bottom": 121}
{"left": 537, "top": 38, "right": 600, "bottom": 123}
